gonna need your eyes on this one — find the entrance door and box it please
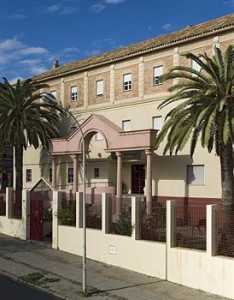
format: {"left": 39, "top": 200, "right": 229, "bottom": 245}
{"left": 30, "top": 199, "right": 43, "bottom": 240}
{"left": 131, "top": 164, "right": 145, "bottom": 194}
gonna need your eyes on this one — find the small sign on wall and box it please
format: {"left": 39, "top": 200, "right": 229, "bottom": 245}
{"left": 108, "top": 245, "right": 117, "bottom": 255}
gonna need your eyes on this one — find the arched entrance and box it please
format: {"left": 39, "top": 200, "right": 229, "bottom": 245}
{"left": 51, "top": 114, "right": 157, "bottom": 215}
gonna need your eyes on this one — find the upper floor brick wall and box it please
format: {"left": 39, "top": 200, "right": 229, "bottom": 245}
{"left": 41, "top": 32, "right": 233, "bottom": 109}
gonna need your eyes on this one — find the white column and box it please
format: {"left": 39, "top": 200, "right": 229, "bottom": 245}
{"left": 22, "top": 190, "right": 30, "bottom": 240}
{"left": 102, "top": 193, "right": 112, "bottom": 234}
{"left": 132, "top": 196, "right": 141, "bottom": 240}
{"left": 207, "top": 204, "right": 217, "bottom": 256}
{"left": 6, "top": 187, "right": 13, "bottom": 218}
{"left": 166, "top": 200, "right": 176, "bottom": 248}
{"left": 52, "top": 191, "right": 61, "bottom": 249}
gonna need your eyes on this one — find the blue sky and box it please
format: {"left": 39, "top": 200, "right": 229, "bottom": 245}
{"left": 0, "top": 0, "right": 233, "bottom": 82}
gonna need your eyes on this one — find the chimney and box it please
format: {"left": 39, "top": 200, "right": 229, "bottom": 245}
{"left": 52, "top": 60, "right": 60, "bottom": 69}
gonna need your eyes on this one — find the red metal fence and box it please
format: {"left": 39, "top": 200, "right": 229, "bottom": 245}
{"left": 175, "top": 203, "right": 206, "bottom": 250}
{"left": 0, "top": 192, "right": 6, "bottom": 216}
{"left": 217, "top": 207, "right": 234, "bottom": 258}
{"left": 111, "top": 197, "right": 132, "bottom": 236}
{"left": 140, "top": 201, "right": 166, "bottom": 242}
{"left": 86, "top": 194, "right": 102, "bottom": 230}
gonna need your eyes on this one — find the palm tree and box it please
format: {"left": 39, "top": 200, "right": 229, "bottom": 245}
{"left": 156, "top": 45, "right": 234, "bottom": 210}
{"left": 0, "top": 77, "right": 63, "bottom": 205}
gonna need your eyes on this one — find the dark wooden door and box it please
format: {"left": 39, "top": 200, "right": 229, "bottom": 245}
{"left": 30, "top": 199, "right": 43, "bottom": 240}
{"left": 131, "top": 164, "right": 145, "bottom": 194}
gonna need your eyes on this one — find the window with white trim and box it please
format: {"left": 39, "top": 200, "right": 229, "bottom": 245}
{"left": 152, "top": 116, "right": 162, "bottom": 131}
{"left": 96, "top": 80, "right": 104, "bottom": 96}
{"left": 192, "top": 60, "right": 201, "bottom": 76}
{"left": 26, "top": 169, "right": 32, "bottom": 182}
{"left": 70, "top": 86, "right": 77, "bottom": 101}
{"left": 122, "top": 120, "right": 131, "bottom": 131}
{"left": 68, "top": 167, "right": 74, "bottom": 183}
{"left": 187, "top": 165, "right": 204, "bottom": 185}
{"left": 123, "top": 73, "right": 132, "bottom": 91}
{"left": 153, "top": 66, "right": 163, "bottom": 85}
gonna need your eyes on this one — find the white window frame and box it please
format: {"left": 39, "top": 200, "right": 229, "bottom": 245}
{"left": 50, "top": 90, "right": 57, "bottom": 98}
{"left": 122, "top": 120, "right": 131, "bottom": 131}
{"left": 153, "top": 66, "right": 163, "bottom": 86}
{"left": 26, "top": 169, "right": 32, "bottom": 182}
{"left": 192, "top": 59, "right": 201, "bottom": 76}
{"left": 152, "top": 116, "right": 162, "bottom": 131}
{"left": 187, "top": 165, "right": 204, "bottom": 185}
{"left": 70, "top": 86, "right": 77, "bottom": 101}
{"left": 123, "top": 73, "right": 132, "bottom": 91}
{"left": 96, "top": 80, "right": 104, "bottom": 96}
{"left": 68, "top": 167, "right": 74, "bottom": 183}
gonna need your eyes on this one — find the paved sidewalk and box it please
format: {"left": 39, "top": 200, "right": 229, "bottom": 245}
{"left": 0, "top": 233, "right": 230, "bottom": 300}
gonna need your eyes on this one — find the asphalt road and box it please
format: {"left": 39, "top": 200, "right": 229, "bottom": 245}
{"left": 0, "top": 274, "right": 59, "bottom": 300}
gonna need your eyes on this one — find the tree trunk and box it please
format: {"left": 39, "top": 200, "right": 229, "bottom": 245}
{"left": 218, "top": 139, "right": 234, "bottom": 255}
{"left": 14, "top": 144, "right": 23, "bottom": 207}
{"left": 219, "top": 139, "right": 234, "bottom": 210}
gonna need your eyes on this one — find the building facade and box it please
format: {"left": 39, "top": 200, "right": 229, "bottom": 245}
{"left": 23, "top": 14, "right": 234, "bottom": 208}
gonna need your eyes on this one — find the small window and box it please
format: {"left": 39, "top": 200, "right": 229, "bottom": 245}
{"left": 96, "top": 80, "right": 103, "bottom": 96}
{"left": 123, "top": 73, "right": 132, "bottom": 91}
{"left": 154, "top": 66, "right": 163, "bottom": 85}
{"left": 187, "top": 165, "right": 204, "bottom": 185}
{"left": 49, "top": 168, "right": 52, "bottom": 182}
{"left": 94, "top": 168, "right": 100, "bottom": 178}
{"left": 95, "top": 132, "right": 103, "bottom": 141}
{"left": 71, "top": 86, "right": 77, "bottom": 101}
{"left": 152, "top": 116, "right": 162, "bottom": 131}
{"left": 50, "top": 90, "right": 57, "bottom": 98}
{"left": 68, "top": 168, "right": 74, "bottom": 183}
{"left": 192, "top": 60, "right": 201, "bottom": 76}
{"left": 122, "top": 120, "right": 131, "bottom": 131}
{"left": 26, "top": 169, "right": 32, "bottom": 182}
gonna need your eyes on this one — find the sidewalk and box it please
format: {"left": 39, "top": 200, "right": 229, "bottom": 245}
{"left": 0, "top": 233, "right": 230, "bottom": 300}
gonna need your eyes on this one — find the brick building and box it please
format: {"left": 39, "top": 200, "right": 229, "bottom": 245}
{"left": 23, "top": 13, "right": 234, "bottom": 210}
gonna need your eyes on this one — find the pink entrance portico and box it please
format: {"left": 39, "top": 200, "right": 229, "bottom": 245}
{"left": 51, "top": 114, "right": 157, "bottom": 215}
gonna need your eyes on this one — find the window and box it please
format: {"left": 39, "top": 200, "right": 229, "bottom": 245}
{"left": 152, "top": 116, "right": 162, "bottom": 131}
{"left": 68, "top": 168, "right": 74, "bottom": 183}
{"left": 154, "top": 66, "right": 163, "bottom": 85}
{"left": 26, "top": 169, "right": 32, "bottom": 182}
{"left": 94, "top": 168, "right": 100, "bottom": 178}
{"left": 96, "top": 80, "right": 103, "bottom": 96}
{"left": 49, "top": 168, "right": 52, "bottom": 182}
{"left": 95, "top": 132, "right": 103, "bottom": 141}
{"left": 187, "top": 165, "right": 204, "bottom": 185}
{"left": 50, "top": 90, "right": 57, "bottom": 98}
{"left": 122, "top": 120, "right": 131, "bottom": 131}
{"left": 70, "top": 86, "right": 77, "bottom": 101}
{"left": 192, "top": 60, "right": 201, "bottom": 76}
{"left": 123, "top": 73, "right": 132, "bottom": 91}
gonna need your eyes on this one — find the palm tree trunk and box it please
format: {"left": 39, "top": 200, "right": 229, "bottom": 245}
{"left": 14, "top": 144, "right": 23, "bottom": 209}
{"left": 219, "top": 139, "right": 234, "bottom": 210}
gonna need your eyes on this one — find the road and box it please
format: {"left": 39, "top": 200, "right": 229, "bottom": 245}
{"left": 0, "top": 274, "right": 59, "bottom": 300}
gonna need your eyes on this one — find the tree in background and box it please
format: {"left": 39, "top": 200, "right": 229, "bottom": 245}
{"left": 156, "top": 45, "right": 234, "bottom": 210}
{"left": 0, "top": 78, "right": 63, "bottom": 205}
